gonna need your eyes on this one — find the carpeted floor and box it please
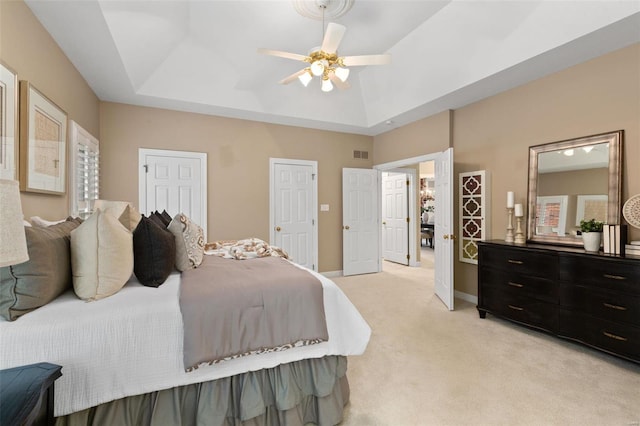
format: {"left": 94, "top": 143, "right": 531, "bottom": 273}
{"left": 334, "top": 248, "right": 640, "bottom": 425}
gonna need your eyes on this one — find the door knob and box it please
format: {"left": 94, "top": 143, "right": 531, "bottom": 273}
{"left": 343, "top": 225, "right": 350, "bottom": 230}
{"left": 275, "top": 226, "right": 281, "bottom": 232}
{"left": 382, "top": 221, "right": 386, "bottom": 225}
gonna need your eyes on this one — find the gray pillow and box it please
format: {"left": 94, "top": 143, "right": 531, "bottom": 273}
{"left": 167, "top": 213, "right": 204, "bottom": 272}
{"left": 0, "top": 218, "right": 82, "bottom": 321}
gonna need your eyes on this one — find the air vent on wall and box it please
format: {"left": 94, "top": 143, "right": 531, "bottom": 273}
{"left": 353, "top": 150, "right": 369, "bottom": 160}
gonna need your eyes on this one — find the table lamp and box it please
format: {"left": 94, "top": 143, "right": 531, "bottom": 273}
{"left": 0, "top": 179, "right": 29, "bottom": 267}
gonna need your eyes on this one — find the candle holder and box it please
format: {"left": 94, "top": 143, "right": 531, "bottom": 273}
{"left": 505, "top": 207, "right": 514, "bottom": 243}
{"left": 514, "top": 216, "right": 525, "bottom": 244}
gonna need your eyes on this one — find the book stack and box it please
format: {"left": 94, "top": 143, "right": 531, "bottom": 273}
{"left": 626, "top": 242, "right": 640, "bottom": 257}
{"left": 602, "top": 224, "right": 628, "bottom": 255}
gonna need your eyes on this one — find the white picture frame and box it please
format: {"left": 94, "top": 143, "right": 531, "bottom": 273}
{"left": 0, "top": 62, "right": 18, "bottom": 180}
{"left": 19, "top": 81, "right": 67, "bottom": 194}
{"left": 576, "top": 194, "right": 608, "bottom": 225}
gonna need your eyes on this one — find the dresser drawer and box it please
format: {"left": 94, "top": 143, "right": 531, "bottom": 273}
{"left": 481, "top": 285, "right": 557, "bottom": 332}
{"left": 559, "top": 309, "right": 640, "bottom": 362}
{"left": 559, "top": 256, "right": 640, "bottom": 294}
{"left": 560, "top": 284, "right": 640, "bottom": 327}
{"left": 479, "top": 246, "right": 558, "bottom": 279}
{"left": 480, "top": 267, "right": 558, "bottom": 303}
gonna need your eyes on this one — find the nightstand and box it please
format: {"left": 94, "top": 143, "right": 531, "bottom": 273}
{"left": 0, "top": 362, "right": 62, "bottom": 426}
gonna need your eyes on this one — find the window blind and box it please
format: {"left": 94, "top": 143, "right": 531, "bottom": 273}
{"left": 69, "top": 121, "right": 99, "bottom": 218}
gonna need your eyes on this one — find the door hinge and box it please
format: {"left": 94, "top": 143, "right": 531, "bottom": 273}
{"left": 143, "top": 164, "right": 148, "bottom": 173}
{"left": 406, "top": 180, "right": 409, "bottom": 186}
{"left": 312, "top": 173, "right": 316, "bottom": 180}
{"left": 406, "top": 254, "right": 410, "bottom": 260}
{"left": 406, "top": 217, "right": 410, "bottom": 223}
{"left": 312, "top": 219, "right": 315, "bottom": 225}
{"left": 313, "top": 264, "right": 315, "bottom": 270}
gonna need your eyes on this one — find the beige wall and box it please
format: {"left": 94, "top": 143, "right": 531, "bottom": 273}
{"left": 455, "top": 44, "right": 638, "bottom": 296}
{"left": 373, "top": 110, "right": 452, "bottom": 164}
{"left": 99, "top": 102, "right": 373, "bottom": 272}
{"left": 6, "top": 0, "right": 639, "bottom": 284}
{"left": 0, "top": 0, "right": 100, "bottom": 219}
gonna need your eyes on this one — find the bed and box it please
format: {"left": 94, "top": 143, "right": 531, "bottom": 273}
{"left": 0, "top": 210, "right": 370, "bottom": 425}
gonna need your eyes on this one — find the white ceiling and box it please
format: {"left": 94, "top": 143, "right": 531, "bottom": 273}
{"left": 25, "top": 0, "right": 640, "bottom": 136}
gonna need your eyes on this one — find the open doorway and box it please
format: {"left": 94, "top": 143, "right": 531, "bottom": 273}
{"left": 375, "top": 149, "right": 455, "bottom": 310}
{"left": 379, "top": 160, "right": 435, "bottom": 269}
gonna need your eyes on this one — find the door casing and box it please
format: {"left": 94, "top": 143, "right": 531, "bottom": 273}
{"left": 138, "top": 148, "right": 208, "bottom": 238}
{"left": 269, "top": 158, "right": 318, "bottom": 271}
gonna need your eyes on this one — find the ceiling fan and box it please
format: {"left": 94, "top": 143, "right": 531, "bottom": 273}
{"left": 258, "top": 21, "right": 391, "bottom": 93}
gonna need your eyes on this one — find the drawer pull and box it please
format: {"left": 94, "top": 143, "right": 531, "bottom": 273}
{"left": 507, "top": 260, "right": 523, "bottom": 265}
{"left": 507, "top": 304, "right": 524, "bottom": 311}
{"left": 507, "top": 281, "right": 524, "bottom": 288}
{"left": 603, "top": 302, "right": 627, "bottom": 311}
{"left": 603, "top": 274, "right": 627, "bottom": 281}
{"left": 603, "top": 331, "right": 628, "bottom": 342}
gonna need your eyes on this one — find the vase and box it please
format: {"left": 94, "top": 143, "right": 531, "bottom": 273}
{"left": 582, "top": 232, "right": 602, "bottom": 252}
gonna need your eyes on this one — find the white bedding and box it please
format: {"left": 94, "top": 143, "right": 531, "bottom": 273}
{"left": 0, "top": 268, "right": 370, "bottom": 416}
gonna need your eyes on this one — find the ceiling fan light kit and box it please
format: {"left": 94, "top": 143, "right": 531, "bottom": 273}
{"left": 259, "top": 0, "right": 390, "bottom": 93}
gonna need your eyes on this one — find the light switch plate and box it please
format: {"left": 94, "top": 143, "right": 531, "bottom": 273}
{"left": 320, "top": 204, "right": 330, "bottom": 211}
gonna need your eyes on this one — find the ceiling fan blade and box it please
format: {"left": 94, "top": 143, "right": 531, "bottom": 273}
{"left": 321, "top": 23, "right": 346, "bottom": 54}
{"left": 279, "top": 69, "right": 308, "bottom": 85}
{"left": 342, "top": 54, "right": 391, "bottom": 67}
{"left": 257, "top": 48, "right": 308, "bottom": 62}
{"left": 329, "top": 73, "right": 351, "bottom": 90}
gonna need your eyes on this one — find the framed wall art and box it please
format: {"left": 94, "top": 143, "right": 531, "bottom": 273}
{"left": 0, "top": 62, "right": 18, "bottom": 180}
{"left": 19, "top": 81, "right": 67, "bottom": 194}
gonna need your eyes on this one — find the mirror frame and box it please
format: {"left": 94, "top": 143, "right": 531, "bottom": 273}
{"left": 527, "top": 130, "right": 623, "bottom": 246}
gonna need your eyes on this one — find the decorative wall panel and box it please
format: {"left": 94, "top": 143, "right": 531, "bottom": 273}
{"left": 459, "top": 170, "right": 490, "bottom": 264}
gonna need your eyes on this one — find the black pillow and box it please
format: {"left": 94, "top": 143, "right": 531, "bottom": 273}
{"left": 148, "top": 212, "right": 167, "bottom": 229}
{"left": 153, "top": 210, "right": 171, "bottom": 227}
{"left": 132, "top": 216, "right": 176, "bottom": 287}
{"left": 161, "top": 210, "right": 172, "bottom": 225}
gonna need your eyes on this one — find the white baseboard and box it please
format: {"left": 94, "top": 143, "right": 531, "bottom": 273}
{"left": 455, "top": 290, "right": 478, "bottom": 305}
{"left": 321, "top": 270, "right": 343, "bottom": 278}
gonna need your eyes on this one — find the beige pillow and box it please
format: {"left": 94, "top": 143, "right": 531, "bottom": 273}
{"left": 30, "top": 216, "right": 66, "bottom": 227}
{"left": 0, "top": 219, "right": 83, "bottom": 320}
{"left": 167, "top": 213, "right": 205, "bottom": 271}
{"left": 93, "top": 200, "right": 142, "bottom": 231}
{"left": 71, "top": 210, "right": 134, "bottom": 301}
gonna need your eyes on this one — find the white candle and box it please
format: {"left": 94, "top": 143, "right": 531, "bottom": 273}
{"left": 514, "top": 203, "right": 523, "bottom": 217}
{"left": 507, "top": 191, "right": 515, "bottom": 208}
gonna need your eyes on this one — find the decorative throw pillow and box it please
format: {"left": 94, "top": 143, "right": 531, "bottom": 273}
{"left": 71, "top": 210, "right": 134, "bottom": 301}
{"left": 0, "top": 218, "right": 83, "bottom": 321}
{"left": 93, "top": 200, "right": 142, "bottom": 231}
{"left": 148, "top": 212, "right": 167, "bottom": 229}
{"left": 132, "top": 216, "right": 176, "bottom": 287}
{"left": 30, "top": 216, "right": 66, "bottom": 227}
{"left": 160, "top": 210, "right": 172, "bottom": 226}
{"left": 167, "top": 213, "right": 205, "bottom": 271}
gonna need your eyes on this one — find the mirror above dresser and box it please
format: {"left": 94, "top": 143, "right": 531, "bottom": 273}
{"left": 526, "top": 130, "right": 623, "bottom": 246}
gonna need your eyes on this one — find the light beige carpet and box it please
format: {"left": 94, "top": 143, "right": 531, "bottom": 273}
{"left": 334, "top": 249, "right": 640, "bottom": 425}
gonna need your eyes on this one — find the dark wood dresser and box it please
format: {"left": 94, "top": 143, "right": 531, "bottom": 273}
{"left": 477, "top": 240, "right": 640, "bottom": 364}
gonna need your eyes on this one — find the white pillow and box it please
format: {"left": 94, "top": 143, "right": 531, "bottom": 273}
{"left": 30, "top": 216, "right": 66, "bottom": 227}
{"left": 167, "top": 213, "right": 205, "bottom": 272}
{"left": 71, "top": 210, "right": 134, "bottom": 301}
{"left": 93, "top": 200, "right": 142, "bottom": 231}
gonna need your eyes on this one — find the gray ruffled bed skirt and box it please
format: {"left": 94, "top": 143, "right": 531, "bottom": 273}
{"left": 55, "top": 355, "right": 349, "bottom": 426}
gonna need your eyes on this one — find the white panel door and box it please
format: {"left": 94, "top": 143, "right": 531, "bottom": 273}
{"left": 139, "top": 149, "right": 207, "bottom": 237}
{"left": 434, "top": 148, "right": 455, "bottom": 310}
{"left": 343, "top": 168, "right": 379, "bottom": 276}
{"left": 382, "top": 172, "right": 409, "bottom": 265}
{"left": 271, "top": 161, "right": 316, "bottom": 271}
